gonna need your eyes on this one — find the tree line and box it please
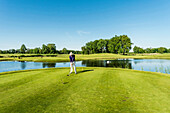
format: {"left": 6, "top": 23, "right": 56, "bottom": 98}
{"left": 81, "top": 35, "right": 133, "bottom": 55}
{"left": 0, "top": 44, "right": 81, "bottom": 54}
{"left": 1, "top": 35, "right": 170, "bottom": 55}
{"left": 133, "top": 46, "right": 170, "bottom": 54}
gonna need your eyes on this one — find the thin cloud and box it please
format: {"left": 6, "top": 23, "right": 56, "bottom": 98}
{"left": 77, "top": 30, "right": 90, "bottom": 36}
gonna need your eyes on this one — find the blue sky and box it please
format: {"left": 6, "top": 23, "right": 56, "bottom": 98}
{"left": 0, "top": 0, "right": 170, "bottom": 50}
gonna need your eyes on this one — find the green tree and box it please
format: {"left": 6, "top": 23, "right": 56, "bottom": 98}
{"left": 145, "top": 48, "right": 152, "bottom": 53}
{"left": 133, "top": 46, "right": 144, "bottom": 53}
{"left": 62, "top": 48, "right": 68, "bottom": 54}
{"left": 42, "top": 44, "right": 49, "bottom": 54}
{"left": 20, "top": 44, "right": 27, "bottom": 54}
{"left": 3, "top": 50, "right": 9, "bottom": 54}
{"left": 97, "top": 39, "right": 107, "bottom": 53}
{"left": 151, "top": 48, "right": 158, "bottom": 53}
{"left": 105, "top": 39, "right": 109, "bottom": 53}
{"left": 29, "top": 49, "right": 34, "bottom": 54}
{"left": 82, "top": 35, "right": 132, "bottom": 54}
{"left": 108, "top": 36, "right": 120, "bottom": 53}
{"left": 133, "top": 46, "right": 139, "bottom": 53}
{"left": 118, "top": 35, "right": 132, "bottom": 55}
{"left": 139, "top": 48, "right": 145, "bottom": 53}
{"left": 86, "top": 41, "right": 93, "bottom": 54}
{"left": 81, "top": 46, "right": 86, "bottom": 54}
{"left": 108, "top": 35, "right": 132, "bottom": 54}
{"left": 33, "top": 48, "right": 41, "bottom": 54}
{"left": 9, "top": 49, "right": 16, "bottom": 54}
{"left": 167, "top": 48, "right": 170, "bottom": 53}
{"left": 47, "top": 44, "right": 56, "bottom": 54}
{"left": 16, "top": 49, "right": 20, "bottom": 53}
{"left": 92, "top": 40, "right": 99, "bottom": 53}
{"left": 158, "top": 47, "right": 167, "bottom": 54}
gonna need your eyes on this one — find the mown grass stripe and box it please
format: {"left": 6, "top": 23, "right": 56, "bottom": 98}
{"left": 0, "top": 67, "right": 169, "bottom": 113}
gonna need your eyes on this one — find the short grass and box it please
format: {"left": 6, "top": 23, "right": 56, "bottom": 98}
{"left": 0, "top": 67, "right": 170, "bottom": 113}
{"left": 1, "top": 53, "right": 170, "bottom": 62}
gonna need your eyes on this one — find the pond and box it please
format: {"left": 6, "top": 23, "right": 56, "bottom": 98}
{"left": 0, "top": 59, "right": 170, "bottom": 74}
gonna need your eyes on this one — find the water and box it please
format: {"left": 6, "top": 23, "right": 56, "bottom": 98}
{"left": 0, "top": 61, "right": 85, "bottom": 73}
{"left": 0, "top": 59, "right": 170, "bottom": 74}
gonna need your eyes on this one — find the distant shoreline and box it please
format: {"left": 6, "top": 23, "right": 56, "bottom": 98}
{"left": 1, "top": 53, "right": 170, "bottom": 62}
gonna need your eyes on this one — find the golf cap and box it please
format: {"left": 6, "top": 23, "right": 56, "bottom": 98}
{"left": 70, "top": 52, "right": 73, "bottom": 55}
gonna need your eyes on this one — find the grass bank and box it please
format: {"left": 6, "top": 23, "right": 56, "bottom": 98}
{"left": 1, "top": 53, "right": 170, "bottom": 62}
{"left": 0, "top": 67, "right": 169, "bottom": 112}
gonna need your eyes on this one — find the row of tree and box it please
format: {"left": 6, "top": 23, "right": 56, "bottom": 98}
{"left": 133, "top": 46, "right": 170, "bottom": 54}
{"left": 81, "top": 35, "right": 133, "bottom": 55}
{"left": 0, "top": 44, "right": 81, "bottom": 54}
{"left": 1, "top": 35, "right": 169, "bottom": 54}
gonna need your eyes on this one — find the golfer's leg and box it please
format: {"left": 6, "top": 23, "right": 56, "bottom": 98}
{"left": 73, "top": 62, "right": 77, "bottom": 74}
{"left": 70, "top": 62, "right": 73, "bottom": 73}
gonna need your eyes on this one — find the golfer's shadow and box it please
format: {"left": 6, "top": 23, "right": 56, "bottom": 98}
{"left": 77, "top": 69, "right": 94, "bottom": 74}
{"left": 63, "top": 82, "right": 69, "bottom": 84}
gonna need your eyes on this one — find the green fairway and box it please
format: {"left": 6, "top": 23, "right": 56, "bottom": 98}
{"left": 0, "top": 67, "right": 169, "bottom": 113}
{"left": 1, "top": 53, "right": 170, "bottom": 62}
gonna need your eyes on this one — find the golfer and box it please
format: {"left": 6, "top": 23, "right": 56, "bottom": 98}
{"left": 69, "top": 52, "right": 77, "bottom": 74}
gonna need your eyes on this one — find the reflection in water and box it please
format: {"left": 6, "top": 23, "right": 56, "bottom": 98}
{"left": 82, "top": 60, "right": 132, "bottom": 69}
{"left": 42, "top": 63, "right": 56, "bottom": 68}
{"left": 1, "top": 59, "right": 170, "bottom": 74}
{"left": 21, "top": 62, "right": 26, "bottom": 69}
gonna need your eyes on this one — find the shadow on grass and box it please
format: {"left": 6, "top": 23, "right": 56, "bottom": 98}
{"left": 63, "top": 82, "right": 69, "bottom": 84}
{"left": 77, "top": 69, "right": 94, "bottom": 74}
{"left": 66, "top": 69, "right": 94, "bottom": 77}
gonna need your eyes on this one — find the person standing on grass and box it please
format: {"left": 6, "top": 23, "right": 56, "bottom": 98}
{"left": 69, "top": 52, "right": 77, "bottom": 74}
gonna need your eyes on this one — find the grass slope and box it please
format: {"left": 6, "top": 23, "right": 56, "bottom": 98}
{"left": 0, "top": 67, "right": 170, "bottom": 113}
{"left": 1, "top": 53, "right": 170, "bottom": 62}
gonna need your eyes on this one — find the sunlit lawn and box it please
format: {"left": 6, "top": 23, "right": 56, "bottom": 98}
{"left": 0, "top": 67, "right": 170, "bottom": 113}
